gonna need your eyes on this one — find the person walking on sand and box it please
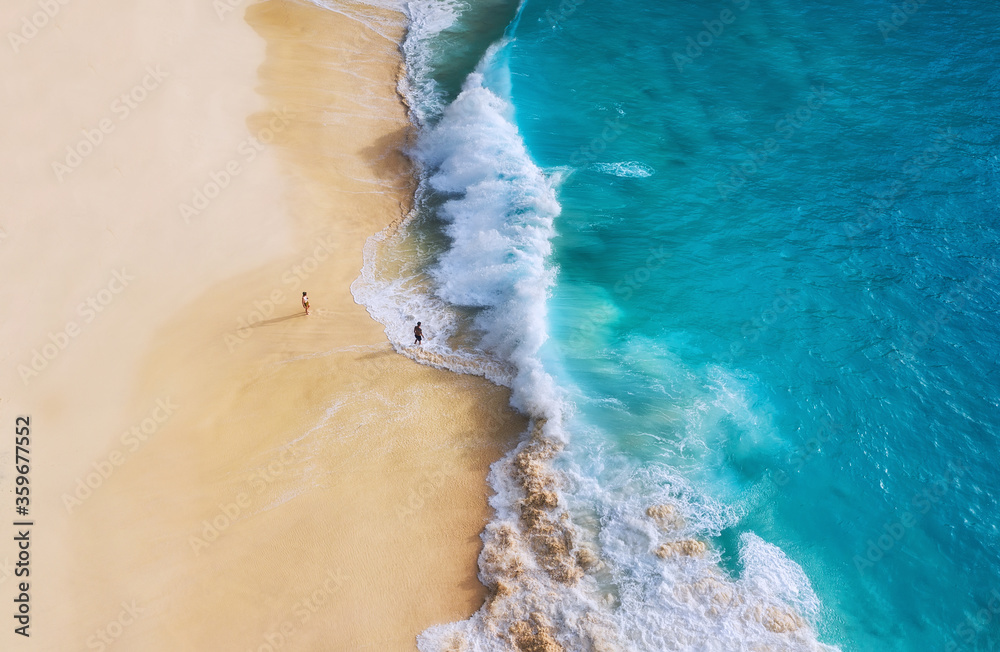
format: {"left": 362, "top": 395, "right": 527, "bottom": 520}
{"left": 413, "top": 321, "right": 423, "bottom": 346}
{"left": 302, "top": 291, "right": 310, "bottom": 316}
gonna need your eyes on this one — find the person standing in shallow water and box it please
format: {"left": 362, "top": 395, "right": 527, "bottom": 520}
{"left": 413, "top": 321, "right": 423, "bottom": 345}
{"left": 302, "top": 291, "right": 310, "bottom": 316}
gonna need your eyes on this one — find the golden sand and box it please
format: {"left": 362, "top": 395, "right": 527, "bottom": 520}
{"left": 1, "top": 0, "right": 525, "bottom": 649}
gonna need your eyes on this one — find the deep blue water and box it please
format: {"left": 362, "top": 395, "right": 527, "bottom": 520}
{"left": 516, "top": 0, "right": 1000, "bottom": 649}
{"left": 379, "top": 0, "right": 1000, "bottom": 649}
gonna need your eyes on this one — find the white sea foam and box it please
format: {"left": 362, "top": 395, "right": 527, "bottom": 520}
{"left": 593, "top": 160, "right": 656, "bottom": 178}
{"left": 400, "top": 0, "right": 464, "bottom": 125}
{"left": 343, "top": 1, "right": 839, "bottom": 649}
{"left": 414, "top": 69, "right": 563, "bottom": 420}
{"left": 353, "top": 28, "right": 564, "bottom": 416}
{"left": 739, "top": 533, "right": 823, "bottom": 620}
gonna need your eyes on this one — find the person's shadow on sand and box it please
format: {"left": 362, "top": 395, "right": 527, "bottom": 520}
{"left": 247, "top": 313, "right": 303, "bottom": 328}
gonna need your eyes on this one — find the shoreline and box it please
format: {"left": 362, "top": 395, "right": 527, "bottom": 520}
{"left": 1, "top": 0, "right": 523, "bottom": 648}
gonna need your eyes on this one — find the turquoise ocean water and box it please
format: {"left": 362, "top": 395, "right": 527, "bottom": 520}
{"left": 349, "top": 0, "right": 1000, "bottom": 649}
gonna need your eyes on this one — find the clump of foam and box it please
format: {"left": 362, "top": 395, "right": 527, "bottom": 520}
{"left": 420, "top": 419, "right": 623, "bottom": 651}
{"left": 758, "top": 606, "right": 808, "bottom": 634}
{"left": 646, "top": 503, "right": 686, "bottom": 532}
{"left": 655, "top": 540, "right": 708, "bottom": 559}
{"left": 510, "top": 422, "right": 582, "bottom": 585}
{"left": 509, "top": 613, "right": 563, "bottom": 652}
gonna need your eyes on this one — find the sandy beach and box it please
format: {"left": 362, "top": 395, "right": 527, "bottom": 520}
{"left": 0, "top": 0, "right": 523, "bottom": 649}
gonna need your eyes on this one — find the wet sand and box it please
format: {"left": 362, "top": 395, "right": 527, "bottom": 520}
{"left": 0, "top": 0, "right": 523, "bottom": 648}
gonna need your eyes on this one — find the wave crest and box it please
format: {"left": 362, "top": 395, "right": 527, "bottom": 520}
{"left": 349, "top": 4, "right": 838, "bottom": 650}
